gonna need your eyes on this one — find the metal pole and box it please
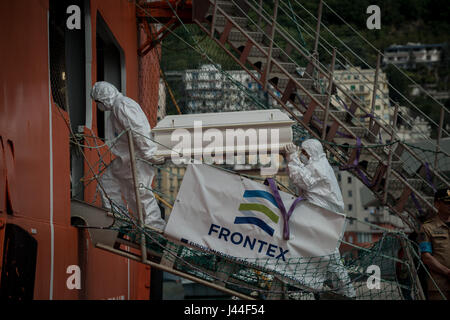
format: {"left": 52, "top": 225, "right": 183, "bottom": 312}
{"left": 313, "top": 0, "right": 323, "bottom": 56}
{"left": 95, "top": 243, "right": 256, "bottom": 300}
{"left": 383, "top": 102, "right": 399, "bottom": 204}
{"left": 369, "top": 53, "right": 381, "bottom": 131}
{"left": 322, "top": 48, "right": 336, "bottom": 140}
{"left": 257, "top": 0, "right": 263, "bottom": 26}
{"left": 263, "top": 0, "right": 279, "bottom": 90}
{"left": 127, "top": 130, "right": 148, "bottom": 263}
{"left": 401, "top": 239, "right": 426, "bottom": 300}
{"left": 210, "top": 0, "right": 218, "bottom": 36}
{"left": 434, "top": 107, "right": 444, "bottom": 170}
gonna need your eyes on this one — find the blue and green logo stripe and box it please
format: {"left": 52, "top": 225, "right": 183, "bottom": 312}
{"left": 234, "top": 190, "right": 280, "bottom": 236}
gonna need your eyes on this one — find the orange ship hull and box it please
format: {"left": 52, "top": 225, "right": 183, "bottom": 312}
{"left": 0, "top": 0, "right": 161, "bottom": 300}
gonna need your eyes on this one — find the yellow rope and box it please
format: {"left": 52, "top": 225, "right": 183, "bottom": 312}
{"left": 155, "top": 193, "right": 173, "bottom": 209}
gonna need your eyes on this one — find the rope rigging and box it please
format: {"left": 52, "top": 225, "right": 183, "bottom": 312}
{"left": 62, "top": 0, "right": 449, "bottom": 300}
{"left": 69, "top": 121, "right": 446, "bottom": 299}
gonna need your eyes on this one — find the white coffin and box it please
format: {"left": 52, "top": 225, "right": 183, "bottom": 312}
{"left": 152, "top": 109, "right": 295, "bottom": 160}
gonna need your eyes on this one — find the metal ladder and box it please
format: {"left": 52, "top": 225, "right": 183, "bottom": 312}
{"left": 184, "top": 0, "right": 449, "bottom": 233}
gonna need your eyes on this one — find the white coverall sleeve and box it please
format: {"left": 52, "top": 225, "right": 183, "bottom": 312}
{"left": 287, "top": 160, "right": 324, "bottom": 191}
{"left": 115, "top": 99, "right": 158, "bottom": 160}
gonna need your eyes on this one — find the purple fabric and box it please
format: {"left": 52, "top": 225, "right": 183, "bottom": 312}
{"left": 294, "top": 92, "right": 308, "bottom": 110}
{"left": 266, "top": 178, "right": 304, "bottom": 240}
{"left": 339, "top": 137, "right": 424, "bottom": 217}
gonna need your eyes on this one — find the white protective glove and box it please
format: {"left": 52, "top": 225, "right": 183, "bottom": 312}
{"left": 147, "top": 155, "right": 165, "bottom": 164}
{"left": 284, "top": 143, "right": 299, "bottom": 163}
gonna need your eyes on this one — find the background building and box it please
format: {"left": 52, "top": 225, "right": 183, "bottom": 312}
{"left": 383, "top": 43, "right": 446, "bottom": 69}
{"left": 170, "top": 64, "right": 280, "bottom": 113}
{"left": 333, "top": 66, "right": 392, "bottom": 122}
{"left": 396, "top": 106, "right": 432, "bottom": 142}
{"left": 157, "top": 79, "right": 167, "bottom": 122}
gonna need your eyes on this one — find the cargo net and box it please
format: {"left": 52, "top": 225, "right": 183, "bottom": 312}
{"left": 69, "top": 124, "right": 438, "bottom": 300}
{"left": 109, "top": 210, "right": 424, "bottom": 300}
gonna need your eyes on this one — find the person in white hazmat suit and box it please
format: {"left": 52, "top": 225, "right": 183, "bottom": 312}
{"left": 91, "top": 81, "right": 167, "bottom": 231}
{"left": 284, "top": 139, "right": 356, "bottom": 298}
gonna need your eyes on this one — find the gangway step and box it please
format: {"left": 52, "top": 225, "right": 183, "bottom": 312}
{"left": 207, "top": 1, "right": 237, "bottom": 15}
{"left": 214, "top": 15, "right": 248, "bottom": 29}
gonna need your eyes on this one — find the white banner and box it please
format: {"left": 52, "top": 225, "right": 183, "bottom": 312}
{"left": 164, "top": 164, "right": 346, "bottom": 288}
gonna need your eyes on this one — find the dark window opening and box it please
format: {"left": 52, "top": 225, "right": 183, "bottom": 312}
{"left": 96, "top": 35, "right": 106, "bottom": 140}
{"left": 1, "top": 138, "right": 15, "bottom": 215}
{"left": 49, "top": 0, "right": 68, "bottom": 110}
{"left": 49, "top": 0, "right": 86, "bottom": 200}
{"left": 66, "top": 0, "right": 86, "bottom": 201}
{"left": 6, "top": 192, "right": 13, "bottom": 215}
{"left": 96, "top": 13, "right": 124, "bottom": 141}
{"left": 0, "top": 224, "right": 38, "bottom": 301}
{"left": 49, "top": 0, "right": 86, "bottom": 116}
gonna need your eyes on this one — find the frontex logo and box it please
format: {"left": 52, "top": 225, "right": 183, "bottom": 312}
{"left": 206, "top": 188, "right": 290, "bottom": 261}
{"left": 234, "top": 190, "right": 280, "bottom": 237}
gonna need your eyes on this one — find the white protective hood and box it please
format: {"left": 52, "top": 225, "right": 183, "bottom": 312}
{"left": 90, "top": 81, "right": 158, "bottom": 161}
{"left": 91, "top": 81, "right": 120, "bottom": 111}
{"left": 287, "top": 139, "right": 345, "bottom": 214}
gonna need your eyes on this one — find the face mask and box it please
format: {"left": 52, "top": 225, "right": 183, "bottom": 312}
{"left": 300, "top": 154, "right": 309, "bottom": 164}
{"left": 97, "top": 102, "right": 106, "bottom": 112}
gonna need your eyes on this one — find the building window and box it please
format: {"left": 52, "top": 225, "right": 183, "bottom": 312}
{"left": 347, "top": 176, "right": 352, "bottom": 184}
{"left": 375, "top": 105, "right": 381, "bottom": 110}
{"left": 337, "top": 173, "right": 341, "bottom": 182}
{"left": 348, "top": 190, "right": 352, "bottom": 197}
{"left": 357, "top": 233, "right": 372, "bottom": 243}
{"left": 350, "top": 85, "right": 355, "bottom": 91}
{"left": 348, "top": 204, "right": 353, "bottom": 211}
